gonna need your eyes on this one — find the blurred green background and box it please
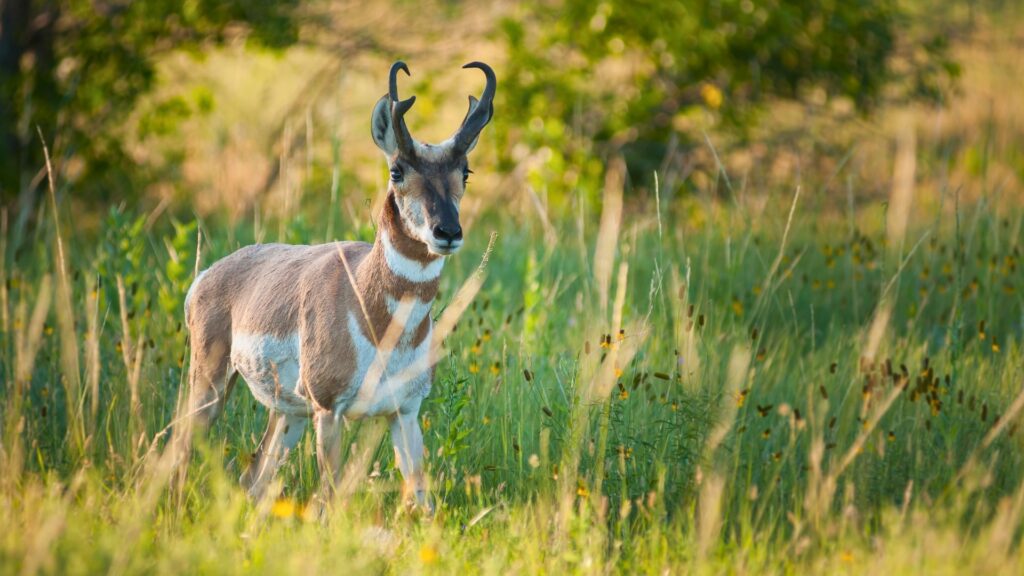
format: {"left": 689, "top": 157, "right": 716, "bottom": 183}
{"left": 2, "top": 0, "right": 1018, "bottom": 233}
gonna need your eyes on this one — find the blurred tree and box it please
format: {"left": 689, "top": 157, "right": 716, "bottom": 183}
{"left": 0, "top": 0, "right": 300, "bottom": 215}
{"left": 500, "top": 0, "right": 960, "bottom": 195}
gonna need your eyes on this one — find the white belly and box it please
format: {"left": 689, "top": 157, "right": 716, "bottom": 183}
{"left": 231, "top": 332, "right": 310, "bottom": 415}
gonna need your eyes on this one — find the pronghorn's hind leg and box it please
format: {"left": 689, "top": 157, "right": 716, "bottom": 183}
{"left": 181, "top": 264, "right": 236, "bottom": 436}
{"left": 241, "top": 412, "right": 307, "bottom": 500}
{"left": 168, "top": 335, "right": 235, "bottom": 493}
{"left": 185, "top": 337, "right": 236, "bottom": 431}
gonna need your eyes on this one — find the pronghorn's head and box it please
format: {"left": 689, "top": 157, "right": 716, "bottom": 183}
{"left": 371, "top": 61, "right": 495, "bottom": 256}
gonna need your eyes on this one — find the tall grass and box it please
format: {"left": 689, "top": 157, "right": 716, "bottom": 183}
{"left": 3, "top": 133, "right": 1024, "bottom": 573}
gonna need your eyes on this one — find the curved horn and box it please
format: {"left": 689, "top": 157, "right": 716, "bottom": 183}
{"left": 388, "top": 61, "right": 418, "bottom": 158}
{"left": 452, "top": 61, "right": 496, "bottom": 154}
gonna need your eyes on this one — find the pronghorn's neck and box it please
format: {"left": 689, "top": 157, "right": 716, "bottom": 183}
{"left": 348, "top": 193, "right": 443, "bottom": 347}
{"left": 373, "top": 192, "right": 445, "bottom": 287}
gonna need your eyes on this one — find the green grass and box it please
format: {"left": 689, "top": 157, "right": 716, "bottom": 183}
{"left": 3, "top": 176, "right": 1024, "bottom": 574}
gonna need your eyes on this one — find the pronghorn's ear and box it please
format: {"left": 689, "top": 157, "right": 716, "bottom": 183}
{"left": 371, "top": 95, "right": 397, "bottom": 155}
{"left": 454, "top": 95, "right": 493, "bottom": 154}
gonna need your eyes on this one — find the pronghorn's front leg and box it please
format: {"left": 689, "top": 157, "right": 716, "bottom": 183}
{"left": 314, "top": 409, "right": 343, "bottom": 500}
{"left": 390, "top": 406, "right": 431, "bottom": 514}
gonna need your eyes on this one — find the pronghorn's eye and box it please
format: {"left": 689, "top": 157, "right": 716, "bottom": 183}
{"left": 390, "top": 167, "right": 403, "bottom": 183}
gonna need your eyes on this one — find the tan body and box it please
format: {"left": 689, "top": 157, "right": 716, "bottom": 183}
{"left": 174, "top": 60, "right": 494, "bottom": 513}
{"left": 183, "top": 195, "right": 442, "bottom": 502}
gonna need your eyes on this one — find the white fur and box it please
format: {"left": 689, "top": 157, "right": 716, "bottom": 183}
{"left": 382, "top": 230, "right": 445, "bottom": 282}
{"left": 340, "top": 306, "right": 432, "bottom": 419}
{"left": 390, "top": 406, "right": 429, "bottom": 510}
{"left": 385, "top": 295, "right": 433, "bottom": 344}
{"left": 414, "top": 140, "right": 454, "bottom": 161}
{"left": 231, "top": 332, "right": 309, "bottom": 415}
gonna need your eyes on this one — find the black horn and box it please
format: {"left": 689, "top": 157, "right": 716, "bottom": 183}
{"left": 389, "top": 61, "right": 418, "bottom": 158}
{"left": 452, "top": 61, "right": 496, "bottom": 154}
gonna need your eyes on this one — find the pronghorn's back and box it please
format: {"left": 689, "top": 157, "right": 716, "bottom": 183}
{"left": 184, "top": 241, "right": 371, "bottom": 338}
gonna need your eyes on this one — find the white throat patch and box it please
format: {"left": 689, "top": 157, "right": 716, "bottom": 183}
{"left": 382, "top": 230, "right": 444, "bottom": 283}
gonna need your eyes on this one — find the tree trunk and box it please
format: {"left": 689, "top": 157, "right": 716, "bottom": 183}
{"left": 0, "top": 0, "right": 58, "bottom": 228}
{"left": 0, "top": 0, "right": 31, "bottom": 201}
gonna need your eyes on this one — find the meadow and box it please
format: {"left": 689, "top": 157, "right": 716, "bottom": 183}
{"left": 3, "top": 148, "right": 1024, "bottom": 573}
{"left": 3, "top": 3, "right": 1024, "bottom": 574}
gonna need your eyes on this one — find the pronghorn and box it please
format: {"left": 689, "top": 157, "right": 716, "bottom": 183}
{"left": 177, "top": 61, "right": 495, "bottom": 512}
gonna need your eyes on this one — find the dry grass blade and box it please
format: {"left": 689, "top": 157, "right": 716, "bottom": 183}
{"left": 707, "top": 347, "right": 751, "bottom": 456}
{"left": 38, "top": 128, "right": 84, "bottom": 457}
{"left": 949, "top": 382, "right": 1024, "bottom": 491}
{"left": 672, "top": 266, "right": 703, "bottom": 391}
{"left": 353, "top": 297, "right": 415, "bottom": 406}
{"left": 588, "top": 263, "right": 643, "bottom": 401}
{"left": 697, "top": 347, "right": 750, "bottom": 565}
{"left": 18, "top": 472, "right": 85, "bottom": 576}
{"left": 863, "top": 303, "right": 892, "bottom": 364}
{"left": 981, "top": 384, "right": 1024, "bottom": 450}
{"left": 758, "top": 185, "right": 801, "bottom": 296}
{"left": 15, "top": 276, "right": 52, "bottom": 388}
{"left": 593, "top": 156, "right": 624, "bottom": 313}
{"left": 6, "top": 275, "right": 52, "bottom": 488}
{"left": 832, "top": 385, "right": 902, "bottom": 478}
{"left": 391, "top": 231, "right": 496, "bottom": 389}
{"left": 887, "top": 118, "right": 916, "bottom": 256}
{"left": 84, "top": 274, "right": 101, "bottom": 431}
{"left": 117, "top": 276, "right": 145, "bottom": 433}
{"left": 526, "top": 185, "right": 558, "bottom": 247}
{"left": 336, "top": 243, "right": 380, "bottom": 347}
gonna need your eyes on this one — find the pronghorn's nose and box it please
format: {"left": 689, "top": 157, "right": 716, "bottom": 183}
{"left": 432, "top": 224, "right": 463, "bottom": 243}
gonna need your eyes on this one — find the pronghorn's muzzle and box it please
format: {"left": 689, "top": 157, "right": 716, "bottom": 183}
{"left": 429, "top": 223, "right": 463, "bottom": 255}
{"left": 425, "top": 205, "right": 462, "bottom": 255}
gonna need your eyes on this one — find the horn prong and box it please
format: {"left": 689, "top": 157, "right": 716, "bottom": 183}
{"left": 452, "top": 61, "right": 496, "bottom": 154}
{"left": 387, "top": 61, "right": 417, "bottom": 158}
{"left": 389, "top": 61, "right": 411, "bottom": 102}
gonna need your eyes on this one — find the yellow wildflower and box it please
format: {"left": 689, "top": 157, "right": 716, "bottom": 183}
{"left": 419, "top": 544, "right": 439, "bottom": 565}
{"left": 271, "top": 498, "right": 297, "bottom": 519}
{"left": 701, "top": 83, "right": 723, "bottom": 109}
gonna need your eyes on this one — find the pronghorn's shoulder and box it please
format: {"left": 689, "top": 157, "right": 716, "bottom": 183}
{"left": 290, "top": 241, "right": 374, "bottom": 283}
{"left": 321, "top": 240, "right": 375, "bottom": 266}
